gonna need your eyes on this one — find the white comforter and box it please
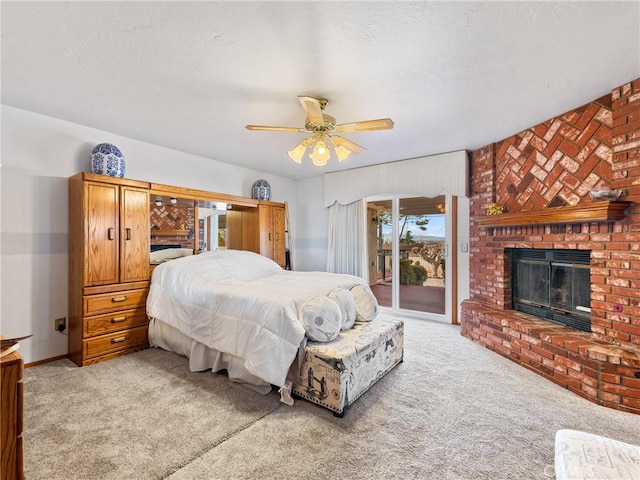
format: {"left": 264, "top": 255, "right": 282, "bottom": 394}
{"left": 146, "top": 250, "right": 374, "bottom": 387}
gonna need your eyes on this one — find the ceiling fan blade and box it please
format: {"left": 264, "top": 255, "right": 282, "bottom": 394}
{"left": 245, "top": 125, "right": 305, "bottom": 133}
{"left": 330, "top": 135, "right": 366, "bottom": 153}
{"left": 298, "top": 96, "right": 325, "bottom": 125}
{"left": 334, "top": 118, "right": 395, "bottom": 133}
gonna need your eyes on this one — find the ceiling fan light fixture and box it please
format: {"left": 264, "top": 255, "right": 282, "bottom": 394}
{"left": 310, "top": 139, "right": 330, "bottom": 166}
{"left": 288, "top": 137, "right": 313, "bottom": 163}
{"left": 334, "top": 144, "right": 352, "bottom": 162}
{"left": 287, "top": 143, "right": 307, "bottom": 163}
{"left": 247, "top": 95, "right": 392, "bottom": 167}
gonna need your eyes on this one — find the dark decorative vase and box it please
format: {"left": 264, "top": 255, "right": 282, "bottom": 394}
{"left": 251, "top": 179, "right": 272, "bottom": 201}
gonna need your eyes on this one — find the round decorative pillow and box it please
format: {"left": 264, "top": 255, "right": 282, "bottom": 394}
{"left": 328, "top": 288, "right": 357, "bottom": 330}
{"left": 251, "top": 179, "right": 272, "bottom": 201}
{"left": 351, "top": 285, "right": 379, "bottom": 322}
{"left": 90, "top": 143, "right": 125, "bottom": 177}
{"left": 298, "top": 296, "right": 342, "bottom": 342}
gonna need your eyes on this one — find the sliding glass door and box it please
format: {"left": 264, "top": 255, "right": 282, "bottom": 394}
{"left": 368, "top": 199, "right": 394, "bottom": 308}
{"left": 367, "top": 195, "right": 450, "bottom": 317}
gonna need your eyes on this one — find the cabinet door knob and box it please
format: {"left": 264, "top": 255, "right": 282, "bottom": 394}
{"left": 111, "top": 316, "right": 127, "bottom": 323}
{"left": 268, "top": 233, "right": 272, "bottom": 241}
{"left": 108, "top": 227, "right": 115, "bottom": 240}
{"left": 111, "top": 296, "right": 127, "bottom": 303}
{"left": 111, "top": 336, "right": 127, "bottom": 344}
{"left": 125, "top": 228, "right": 132, "bottom": 240}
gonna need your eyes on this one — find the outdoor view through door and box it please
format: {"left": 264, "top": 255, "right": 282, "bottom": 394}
{"left": 367, "top": 196, "right": 446, "bottom": 314}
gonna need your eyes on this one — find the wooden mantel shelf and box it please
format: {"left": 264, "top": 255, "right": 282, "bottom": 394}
{"left": 477, "top": 201, "right": 632, "bottom": 227}
{"left": 150, "top": 229, "right": 189, "bottom": 237}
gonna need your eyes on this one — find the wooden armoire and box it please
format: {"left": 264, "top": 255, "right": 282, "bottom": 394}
{"left": 68, "top": 173, "right": 151, "bottom": 366}
{"left": 258, "top": 201, "right": 287, "bottom": 268}
{"left": 241, "top": 200, "right": 287, "bottom": 268}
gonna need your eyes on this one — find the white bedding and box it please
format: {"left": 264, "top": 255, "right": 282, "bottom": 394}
{"left": 150, "top": 247, "right": 194, "bottom": 264}
{"left": 146, "top": 249, "right": 378, "bottom": 388}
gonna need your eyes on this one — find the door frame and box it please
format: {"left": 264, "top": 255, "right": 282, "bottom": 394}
{"left": 367, "top": 193, "right": 458, "bottom": 324}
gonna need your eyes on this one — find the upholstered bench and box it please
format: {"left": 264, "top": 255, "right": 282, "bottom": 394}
{"left": 291, "top": 316, "right": 404, "bottom": 416}
{"left": 555, "top": 429, "right": 640, "bottom": 480}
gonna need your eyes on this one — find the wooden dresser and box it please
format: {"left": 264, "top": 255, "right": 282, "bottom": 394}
{"left": 68, "top": 173, "right": 151, "bottom": 366}
{"left": 1, "top": 348, "right": 24, "bottom": 480}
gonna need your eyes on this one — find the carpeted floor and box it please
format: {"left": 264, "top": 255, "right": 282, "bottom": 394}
{"left": 23, "top": 315, "right": 640, "bottom": 479}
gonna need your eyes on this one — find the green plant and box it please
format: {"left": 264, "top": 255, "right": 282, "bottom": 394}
{"left": 411, "top": 242, "right": 445, "bottom": 280}
{"left": 399, "top": 258, "right": 427, "bottom": 285}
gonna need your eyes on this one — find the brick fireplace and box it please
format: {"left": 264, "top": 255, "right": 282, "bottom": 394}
{"left": 461, "top": 78, "right": 640, "bottom": 415}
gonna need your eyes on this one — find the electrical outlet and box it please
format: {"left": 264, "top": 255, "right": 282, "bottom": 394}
{"left": 55, "top": 317, "right": 66, "bottom": 333}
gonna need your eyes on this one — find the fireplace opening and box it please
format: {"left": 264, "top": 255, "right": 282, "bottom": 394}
{"left": 510, "top": 249, "right": 591, "bottom": 332}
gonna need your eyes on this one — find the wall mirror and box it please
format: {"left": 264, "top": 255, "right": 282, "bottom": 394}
{"left": 197, "top": 201, "right": 228, "bottom": 252}
{"left": 148, "top": 183, "right": 259, "bottom": 265}
{"left": 149, "top": 195, "right": 196, "bottom": 264}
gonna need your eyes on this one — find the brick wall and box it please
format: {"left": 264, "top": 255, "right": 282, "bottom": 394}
{"left": 612, "top": 79, "right": 640, "bottom": 200}
{"left": 495, "top": 94, "right": 613, "bottom": 212}
{"left": 461, "top": 78, "right": 640, "bottom": 415}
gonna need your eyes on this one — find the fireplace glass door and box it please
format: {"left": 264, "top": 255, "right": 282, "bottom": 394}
{"left": 514, "top": 260, "right": 550, "bottom": 307}
{"left": 550, "top": 263, "right": 591, "bottom": 315}
{"left": 511, "top": 249, "right": 591, "bottom": 332}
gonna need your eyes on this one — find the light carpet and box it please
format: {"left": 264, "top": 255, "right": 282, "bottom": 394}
{"left": 23, "top": 316, "right": 640, "bottom": 479}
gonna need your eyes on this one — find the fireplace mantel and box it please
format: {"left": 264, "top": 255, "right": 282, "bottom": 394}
{"left": 476, "top": 200, "right": 631, "bottom": 228}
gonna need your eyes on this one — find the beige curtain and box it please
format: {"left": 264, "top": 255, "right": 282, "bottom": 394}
{"left": 326, "top": 200, "right": 366, "bottom": 276}
{"left": 323, "top": 150, "right": 468, "bottom": 207}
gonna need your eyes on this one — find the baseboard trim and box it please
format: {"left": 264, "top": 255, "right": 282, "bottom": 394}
{"left": 25, "top": 354, "right": 69, "bottom": 369}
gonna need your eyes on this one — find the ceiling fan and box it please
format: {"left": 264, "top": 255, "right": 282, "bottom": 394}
{"left": 245, "top": 96, "right": 394, "bottom": 166}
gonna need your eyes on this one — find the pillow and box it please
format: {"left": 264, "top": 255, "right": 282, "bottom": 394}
{"left": 150, "top": 248, "right": 194, "bottom": 262}
{"left": 328, "top": 288, "right": 357, "bottom": 330}
{"left": 351, "top": 285, "right": 379, "bottom": 322}
{"left": 298, "top": 296, "right": 342, "bottom": 342}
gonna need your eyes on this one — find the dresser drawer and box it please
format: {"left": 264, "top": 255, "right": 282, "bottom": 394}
{"left": 83, "top": 288, "right": 148, "bottom": 316}
{"left": 83, "top": 308, "right": 148, "bottom": 338}
{"left": 83, "top": 326, "right": 148, "bottom": 359}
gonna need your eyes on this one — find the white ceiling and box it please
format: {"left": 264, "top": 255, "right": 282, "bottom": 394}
{"left": 2, "top": 2, "right": 639, "bottom": 179}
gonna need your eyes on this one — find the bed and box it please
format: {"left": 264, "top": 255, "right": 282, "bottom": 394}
{"left": 150, "top": 246, "right": 194, "bottom": 264}
{"left": 146, "top": 249, "right": 382, "bottom": 399}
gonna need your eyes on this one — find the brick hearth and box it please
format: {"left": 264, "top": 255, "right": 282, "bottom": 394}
{"left": 461, "top": 78, "right": 640, "bottom": 415}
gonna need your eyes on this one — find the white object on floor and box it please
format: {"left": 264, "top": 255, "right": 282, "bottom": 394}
{"left": 555, "top": 429, "right": 640, "bottom": 480}
{"left": 278, "top": 381, "right": 295, "bottom": 406}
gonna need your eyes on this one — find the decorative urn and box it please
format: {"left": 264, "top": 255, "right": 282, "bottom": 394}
{"left": 251, "top": 179, "right": 272, "bottom": 201}
{"left": 90, "top": 143, "right": 126, "bottom": 177}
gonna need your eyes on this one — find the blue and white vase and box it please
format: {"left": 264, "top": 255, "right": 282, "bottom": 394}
{"left": 251, "top": 179, "right": 272, "bottom": 201}
{"left": 90, "top": 143, "right": 126, "bottom": 177}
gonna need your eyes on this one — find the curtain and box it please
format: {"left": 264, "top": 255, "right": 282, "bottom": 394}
{"left": 324, "top": 150, "right": 468, "bottom": 278}
{"left": 324, "top": 150, "right": 468, "bottom": 207}
{"left": 326, "top": 200, "right": 365, "bottom": 276}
